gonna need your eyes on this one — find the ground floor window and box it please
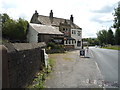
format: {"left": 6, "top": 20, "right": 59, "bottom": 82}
{"left": 69, "top": 40, "right": 71, "bottom": 44}
{"left": 75, "top": 40, "right": 76, "bottom": 44}
{"left": 77, "top": 41, "right": 81, "bottom": 47}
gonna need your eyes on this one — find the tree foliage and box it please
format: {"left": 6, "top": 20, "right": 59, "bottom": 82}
{"left": 107, "top": 28, "right": 114, "bottom": 45}
{"left": 113, "top": 2, "right": 120, "bottom": 45}
{"left": 2, "top": 13, "right": 28, "bottom": 42}
{"left": 113, "top": 2, "right": 120, "bottom": 29}
{"left": 2, "top": 13, "right": 10, "bottom": 23}
{"left": 96, "top": 30, "right": 107, "bottom": 45}
{"left": 115, "top": 28, "right": 120, "bottom": 45}
{"left": 83, "top": 38, "right": 99, "bottom": 46}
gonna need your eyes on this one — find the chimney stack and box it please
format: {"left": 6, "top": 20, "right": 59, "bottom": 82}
{"left": 35, "top": 10, "right": 38, "bottom": 17}
{"left": 70, "top": 15, "right": 74, "bottom": 22}
{"left": 49, "top": 10, "right": 53, "bottom": 18}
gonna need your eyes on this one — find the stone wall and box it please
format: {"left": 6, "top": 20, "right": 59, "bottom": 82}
{"left": 2, "top": 42, "right": 46, "bottom": 88}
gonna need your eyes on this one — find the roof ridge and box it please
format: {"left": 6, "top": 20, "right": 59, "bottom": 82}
{"left": 38, "top": 15, "right": 70, "bottom": 21}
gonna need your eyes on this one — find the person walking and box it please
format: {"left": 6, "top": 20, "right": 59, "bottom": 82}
{"left": 86, "top": 46, "right": 89, "bottom": 57}
{"left": 86, "top": 46, "right": 89, "bottom": 52}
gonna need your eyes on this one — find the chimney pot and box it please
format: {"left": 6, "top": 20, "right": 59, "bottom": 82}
{"left": 70, "top": 14, "right": 74, "bottom": 22}
{"left": 49, "top": 10, "right": 53, "bottom": 18}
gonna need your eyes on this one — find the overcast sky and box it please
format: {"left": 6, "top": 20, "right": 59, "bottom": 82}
{"left": 0, "top": 0, "right": 119, "bottom": 38}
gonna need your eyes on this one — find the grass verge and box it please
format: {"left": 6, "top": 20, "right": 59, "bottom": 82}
{"left": 102, "top": 46, "right": 120, "bottom": 50}
{"left": 27, "top": 58, "right": 55, "bottom": 88}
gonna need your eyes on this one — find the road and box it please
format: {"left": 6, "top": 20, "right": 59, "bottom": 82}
{"left": 90, "top": 47, "right": 118, "bottom": 87}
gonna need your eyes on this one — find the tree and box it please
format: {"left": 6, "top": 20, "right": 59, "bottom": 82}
{"left": 97, "top": 30, "right": 107, "bottom": 45}
{"left": 115, "top": 28, "right": 120, "bottom": 45}
{"left": 83, "top": 38, "right": 99, "bottom": 46}
{"left": 113, "top": 2, "right": 120, "bottom": 29}
{"left": 2, "top": 13, "right": 10, "bottom": 23}
{"left": 2, "top": 13, "right": 28, "bottom": 42}
{"left": 107, "top": 28, "right": 114, "bottom": 45}
{"left": 113, "top": 2, "right": 120, "bottom": 45}
{"left": 94, "top": 38, "right": 99, "bottom": 45}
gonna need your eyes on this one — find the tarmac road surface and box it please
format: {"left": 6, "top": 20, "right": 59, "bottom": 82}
{"left": 90, "top": 47, "right": 118, "bottom": 88}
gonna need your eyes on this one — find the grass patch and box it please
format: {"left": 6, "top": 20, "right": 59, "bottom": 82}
{"left": 63, "top": 57, "right": 73, "bottom": 61}
{"left": 102, "top": 46, "right": 120, "bottom": 50}
{"left": 27, "top": 58, "right": 55, "bottom": 88}
{"left": 48, "top": 58, "right": 55, "bottom": 69}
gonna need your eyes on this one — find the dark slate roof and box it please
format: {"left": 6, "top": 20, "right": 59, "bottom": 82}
{"left": 37, "top": 15, "right": 81, "bottom": 29}
{"left": 30, "top": 23, "right": 63, "bottom": 35}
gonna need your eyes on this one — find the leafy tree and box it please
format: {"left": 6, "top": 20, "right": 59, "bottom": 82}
{"left": 15, "top": 18, "right": 28, "bottom": 40}
{"left": 113, "top": 2, "right": 120, "bottom": 45}
{"left": 107, "top": 28, "right": 114, "bottom": 45}
{"left": 2, "top": 13, "right": 10, "bottom": 23}
{"left": 2, "top": 18, "right": 16, "bottom": 38}
{"left": 113, "top": 2, "right": 120, "bottom": 29}
{"left": 94, "top": 38, "right": 99, "bottom": 45}
{"left": 97, "top": 30, "right": 107, "bottom": 45}
{"left": 115, "top": 28, "right": 120, "bottom": 45}
{"left": 2, "top": 13, "right": 28, "bottom": 42}
{"left": 83, "top": 38, "right": 99, "bottom": 46}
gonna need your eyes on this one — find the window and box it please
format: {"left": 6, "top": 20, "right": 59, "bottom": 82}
{"left": 66, "top": 40, "right": 68, "bottom": 44}
{"left": 72, "top": 30, "right": 74, "bottom": 34}
{"left": 78, "top": 31, "right": 81, "bottom": 36}
{"left": 77, "top": 41, "right": 81, "bottom": 47}
{"left": 72, "top": 40, "right": 74, "bottom": 44}
{"left": 69, "top": 40, "right": 71, "bottom": 44}
{"left": 74, "top": 30, "right": 76, "bottom": 34}
{"left": 75, "top": 40, "right": 76, "bottom": 43}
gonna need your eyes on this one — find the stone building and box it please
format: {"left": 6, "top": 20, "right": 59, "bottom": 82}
{"left": 28, "top": 10, "right": 82, "bottom": 49}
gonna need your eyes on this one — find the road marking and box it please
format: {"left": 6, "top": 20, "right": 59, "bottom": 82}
{"left": 89, "top": 49, "right": 94, "bottom": 58}
{"left": 95, "top": 62, "right": 102, "bottom": 76}
{"left": 95, "top": 62, "right": 106, "bottom": 89}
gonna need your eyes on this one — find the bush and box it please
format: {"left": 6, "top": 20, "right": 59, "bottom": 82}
{"left": 2, "top": 13, "right": 28, "bottom": 42}
{"left": 47, "top": 42, "right": 64, "bottom": 50}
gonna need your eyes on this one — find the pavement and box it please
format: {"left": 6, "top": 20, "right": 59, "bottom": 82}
{"left": 45, "top": 50, "right": 104, "bottom": 88}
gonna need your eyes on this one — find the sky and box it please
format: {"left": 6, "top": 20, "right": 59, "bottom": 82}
{"left": 0, "top": 0, "right": 120, "bottom": 38}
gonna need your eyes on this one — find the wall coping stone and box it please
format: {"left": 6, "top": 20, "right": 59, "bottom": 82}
{"left": 3, "top": 42, "right": 46, "bottom": 52}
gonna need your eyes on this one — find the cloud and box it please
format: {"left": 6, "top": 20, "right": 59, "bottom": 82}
{"left": 92, "top": 4, "right": 116, "bottom": 13}
{"left": 91, "top": 16, "right": 113, "bottom": 24}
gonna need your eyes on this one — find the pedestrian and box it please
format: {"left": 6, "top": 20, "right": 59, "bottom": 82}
{"left": 86, "top": 46, "right": 89, "bottom": 52}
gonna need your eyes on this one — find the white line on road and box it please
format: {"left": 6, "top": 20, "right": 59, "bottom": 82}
{"left": 95, "top": 62, "right": 101, "bottom": 74}
{"left": 89, "top": 49, "right": 94, "bottom": 58}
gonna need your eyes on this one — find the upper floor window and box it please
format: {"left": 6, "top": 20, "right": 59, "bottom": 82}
{"left": 72, "top": 30, "right": 76, "bottom": 34}
{"left": 74, "top": 30, "right": 76, "bottom": 34}
{"left": 72, "top": 30, "right": 74, "bottom": 34}
{"left": 78, "top": 31, "right": 81, "bottom": 36}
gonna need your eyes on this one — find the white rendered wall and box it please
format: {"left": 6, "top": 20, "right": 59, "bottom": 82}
{"left": 71, "top": 29, "right": 82, "bottom": 48}
{"left": 27, "top": 25, "right": 38, "bottom": 43}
